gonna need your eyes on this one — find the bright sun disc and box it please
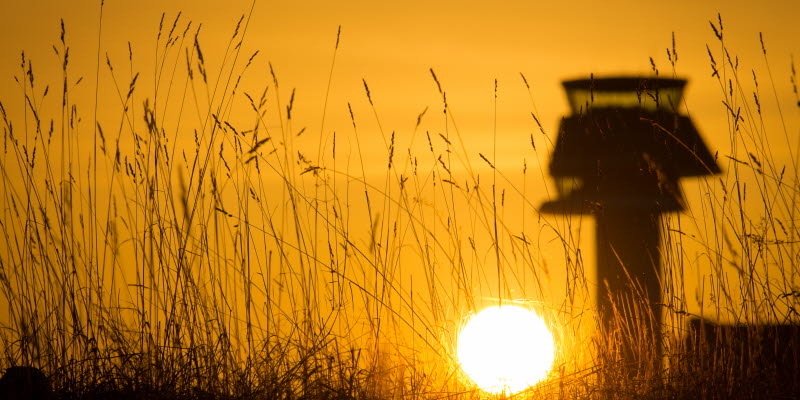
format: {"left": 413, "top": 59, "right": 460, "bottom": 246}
{"left": 457, "top": 305, "right": 555, "bottom": 395}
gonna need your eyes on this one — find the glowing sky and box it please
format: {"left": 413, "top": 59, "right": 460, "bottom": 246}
{"left": 1, "top": 0, "right": 799, "bottom": 324}
{"left": 2, "top": 0, "right": 798, "bottom": 162}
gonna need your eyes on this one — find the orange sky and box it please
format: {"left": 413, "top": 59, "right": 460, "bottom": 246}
{"left": 2, "top": 0, "right": 798, "bottom": 160}
{"left": 1, "top": 0, "right": 799, "bottom": 329}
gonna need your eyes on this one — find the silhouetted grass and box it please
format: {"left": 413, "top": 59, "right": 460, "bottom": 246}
{"left": 0, "top": 7, "right": 798, "bottom": 400}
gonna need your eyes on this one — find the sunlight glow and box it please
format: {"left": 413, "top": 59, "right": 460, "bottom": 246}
{"left": 457, "top": 305, "right": 555, "bottom": 395}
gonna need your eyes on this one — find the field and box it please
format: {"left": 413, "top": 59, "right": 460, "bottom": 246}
{"left": 1, "top": 4, "right": 799, "bottom": 399}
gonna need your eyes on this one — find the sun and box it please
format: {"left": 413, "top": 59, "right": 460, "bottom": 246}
{"left": 457, "top": 305, "right": 555, "bottom": 395}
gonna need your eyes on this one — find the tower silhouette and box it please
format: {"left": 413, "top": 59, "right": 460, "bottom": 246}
{"left": 541, "top": 76, "right": 720, "bottom": 373}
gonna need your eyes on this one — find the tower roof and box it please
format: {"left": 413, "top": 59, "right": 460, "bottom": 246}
{"left": 542, "top": 76, "right": 721, "bottom": 215}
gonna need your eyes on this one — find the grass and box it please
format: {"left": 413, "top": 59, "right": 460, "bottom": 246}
{"left": 0, "top": 6, "right": 798, "bottom": 400}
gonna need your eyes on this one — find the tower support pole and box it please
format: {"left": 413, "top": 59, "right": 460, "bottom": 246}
{"left": 595, "top": 208, "right": 662, "bottom": 374}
